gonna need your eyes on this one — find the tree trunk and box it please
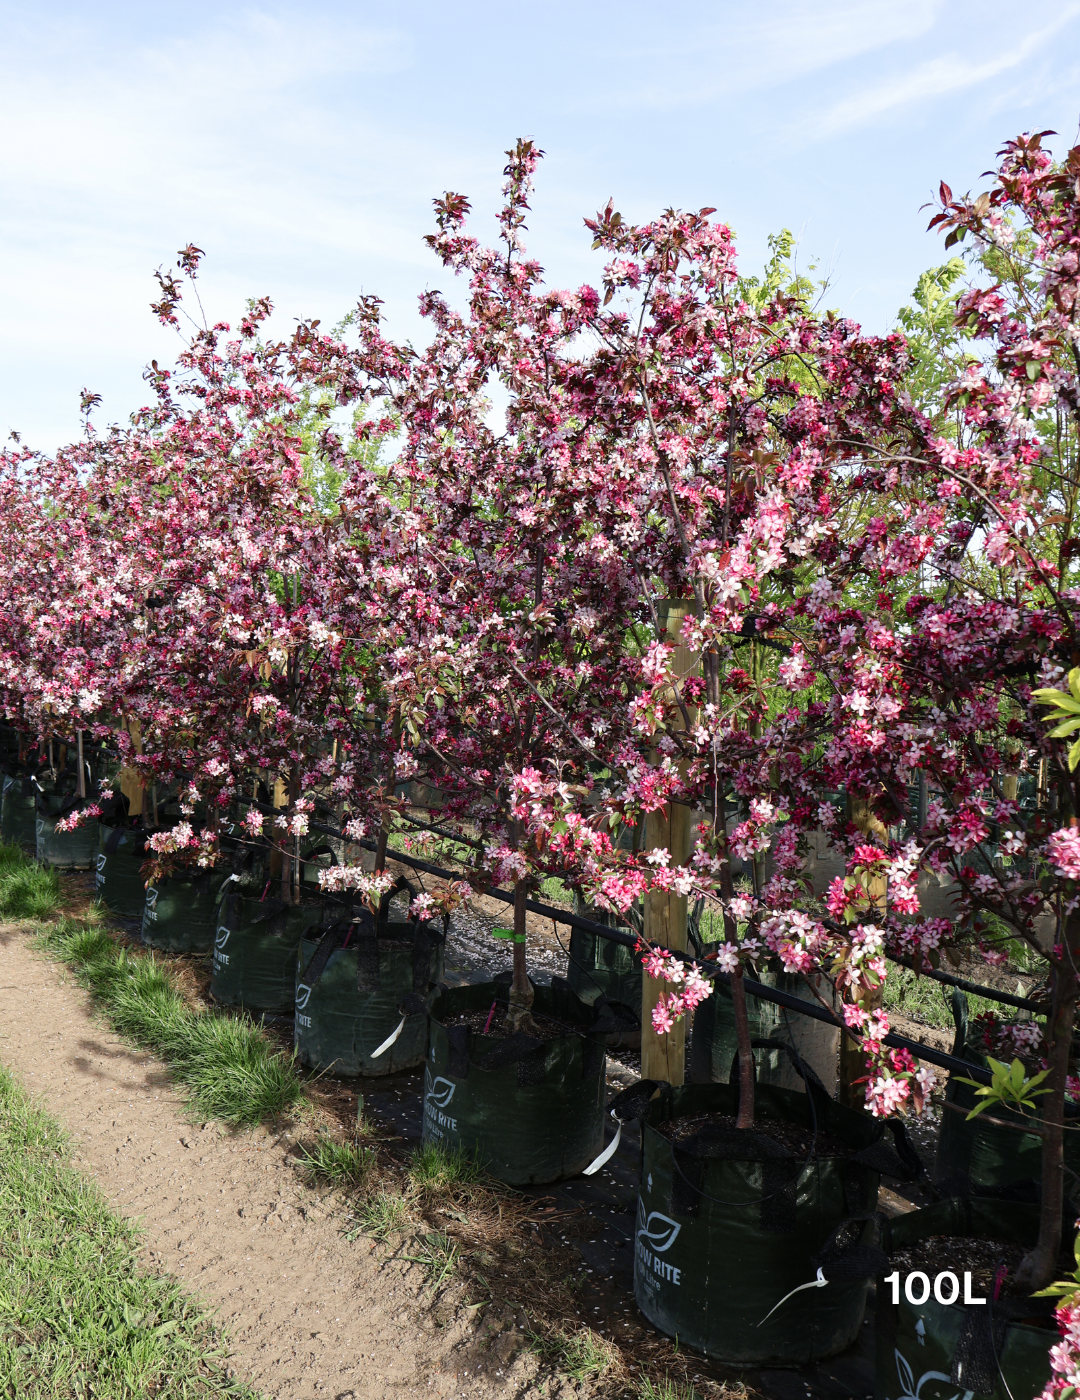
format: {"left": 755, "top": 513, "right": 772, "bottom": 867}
{"left": 730, "top": 964, "right": 756, "bottom": 1129}
{"left": 1018, "top": 960, "right": 1077, "bottom": 1290}
{"left": 375, "top": 822, "right": 389, "bottom": 874}
{"left": 641, "top": 600, "right": 697, "bottom": 1084}
{"left": 506, "top": 878, "right": 535, "bottom": 1031}
{"left": 76, "top": 730, "right": 86, "bottom": 801}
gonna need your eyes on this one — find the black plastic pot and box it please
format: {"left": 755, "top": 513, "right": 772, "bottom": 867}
{"left": 1, "top": 773, "right": 38, "bottom": 846}
{"left": 142, "top": 870, "right": 230, "bottom": 955}
{"left": 294, "top": 912, "right": 444, "bottom": 1077}
{"left": 210, "top": 890, "right": 327, "bottom": 1014}
{"left": 690, "top": 966, "right": 839, "bottom": 1096}
{"left": 35, "top": 793, "right": 99, "bottom": 869}
{"left": 876, "top": 1197, "right": 1055, "bottom": 1400}
{"left": 422, "top": 979, "right": 610, "bottom": 1186}
{"left": 95, "top": 825, "right": 152, "bottom": 918}
{"left": 627, "top": 1077, "right": 914, "bottom": 1365}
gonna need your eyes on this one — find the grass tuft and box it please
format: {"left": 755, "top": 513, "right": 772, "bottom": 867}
{"left": 0, "top": 857, "right": 61, "bottom": 920}
{"left": 0, "top": 1060, "right": 263, "bottom": 1399}
{"left": 295, "top": 1133, "right": 376, "bottom": 1189}
{"left": 34, "top": 916, "right": 304, "bottom": 1128}
{"left": 638, "top": 1380, "right": 701, "bottom": 1400}
{"left": 347, "top": 1189, "right": 413, "bottom": 1241}
{"left": 408, "top": 1141, "right": 483, "bottom": 1195}
{"left": 530, "top": 1325, "right": 619, "bottom": 1382}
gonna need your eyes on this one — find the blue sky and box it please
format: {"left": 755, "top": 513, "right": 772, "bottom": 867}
{"left": 2, "top": 0, "right": 1079, "bottom": 449}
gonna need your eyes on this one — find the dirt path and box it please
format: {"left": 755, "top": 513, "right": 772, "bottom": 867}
{"left": 0, "top": 923, "right": 512, "bottom": 1400}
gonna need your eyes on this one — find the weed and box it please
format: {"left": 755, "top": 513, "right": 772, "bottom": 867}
{"left": 408, "top": 1140, "right": 483, "bottom": 1195}
{"left": 34, "top": 918, "right": 304, "bottom": 1127}
{"left": 400, "top": 1231, "right": 459, "bottom": 1292}
{"left": 0, "top": 859, "right": 61, "bottom": 920}
{"left": 295, "top": 1133, "right": 375, "bottom": 1189}
{"left": 530, "top": 1324, "right": 619, "bottom": 1382}
{"left": 638, "top": 1380, "right": 702, "bottom": 1400}
{"left": 0, "top": 1061, "right": 263, "bottom": 1399}
{"left": 348, "top": 1189, "right": 413, "bottom": 1241}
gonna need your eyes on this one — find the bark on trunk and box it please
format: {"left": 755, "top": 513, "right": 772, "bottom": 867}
{"left": 1018, "top": 962, "right": 1076, "bottom": 1290}
{"left": 507, "top": 878, "right": 535, "bottom": 1031}
{"left": 375, "top": 822, "right": 389, "bottom": 874}
{"left": 730, "top": 964, "right": 756, "bottom": 1129}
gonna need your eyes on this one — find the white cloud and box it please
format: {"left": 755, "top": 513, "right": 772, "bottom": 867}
{"left": 805, "top": 5, "right": 1080, "bottom": 139}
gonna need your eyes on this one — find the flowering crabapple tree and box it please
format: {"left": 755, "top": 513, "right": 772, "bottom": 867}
{"left": 304, "top": 142, "right": 648, "bottom": 1030}
{"left": 760, "top": 131, "right": 1080, "bottom": 1311}
{"left": 469, "top": 178, "right": 947, "bottom": 1128}
{"left": 1, "top": 252, "right": 412, "bottom": 898}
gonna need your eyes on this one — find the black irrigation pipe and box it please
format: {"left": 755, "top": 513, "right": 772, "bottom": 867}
{"left": 260, "top": 803, "right": 1009, "bottom": 1085}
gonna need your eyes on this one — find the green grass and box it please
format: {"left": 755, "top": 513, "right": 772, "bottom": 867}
{"left": 0, "top": 840, "right": 26, "bottom": 872}
{"left": 638, "top": 1380, "right": 700, "bottom": 1400}
{"left": 529, "top": 1325, "right": 618, "bottom": 1382}
{"left": 346, "top": 1189, "right": 413, "bottom": 1242}
{"left": 0, "top": 1061, "right": 262, "bottom": 1400}
{"left": 295, "top": 1134, "right": 376, "bottom": 1190}
{"left": 33, "top": 917, "right": 304, "bottom": 1128}
{"left": 882, "top": 963, "right": 1015, "bottom": 1032}
{"left": 0, "top": 849, "right": 60, "bottom": 921}
{"left": 408, "top": 1141, "right": 483, "bottom": 1195}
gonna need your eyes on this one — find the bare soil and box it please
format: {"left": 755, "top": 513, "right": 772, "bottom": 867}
{"left": 891, "top": 1235, "right": 1031, "bottom": 1299}
{"left": 0, "top": 920, "right": 542, "bottom": 1400}
{"left": 658, "top": 1112, "right": 854, "bottom": 1159}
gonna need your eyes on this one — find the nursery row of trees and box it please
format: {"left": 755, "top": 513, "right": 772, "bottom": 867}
{"left": 3, "top": 128, "right": 1080, "bottom": 1322}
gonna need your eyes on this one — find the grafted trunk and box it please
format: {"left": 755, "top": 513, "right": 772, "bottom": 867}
{"left": 506, "top": 878, "right": 535, "bottom": 1032}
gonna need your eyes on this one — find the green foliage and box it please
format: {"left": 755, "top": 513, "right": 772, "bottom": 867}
{"left": 894, "top": 258, "right": 972, "bottom": 428}
{"left": 1035, "top": 1229, "right": 1080, "bottom": 1301}
{"left": 1033, "top": 668, "right": 1080, "bottom": 770}
{"left": 295, "top": 1134, "right": 375, "bottom": 1189}
{"left": 955, "top": 1056, "right": 1051, "bottom": 1120}
{"left": 0, "top": 857, "right": 61, "bottom": 920}
{"left": 0, "top": 1061, "right": 262, "bottom": 1399}
{"left": 34, "top": 918, "right": 304, "bottom": 1127}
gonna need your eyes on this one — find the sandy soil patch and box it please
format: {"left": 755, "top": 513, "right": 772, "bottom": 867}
{"left": 0, "top": 923, "right": 532, "bottom": 1400}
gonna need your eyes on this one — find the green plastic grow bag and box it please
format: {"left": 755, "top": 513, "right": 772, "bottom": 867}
{"left": 690, "top": 966, "right": 838, "bottom": 1094}
{"left": 35, "top": 794, "right": 99, "bottom": 869}
{"left": 566, "top": 924, "right": 643, "bottom": 1010}
{"left": 210, "top": 890, "right": 326, "bottom": 1013}
{"left": 634, "top": 1080, "right": 892, "bottom": 1364}
{"left": 95, "top": 825, "right": 151, "bottom": 918}
{"left": 142, "top": 870, "right": 230, "bottom": 955}
{"left": 1, "top": 774, "right": 37, "bottom": 846}
{"left": 935, "top": 992, "right": 1080, "bottom": 1190}
{"left": 294, "top": 917, "right": 444, "bottom": 1076}
{"left": 423, "top": 980, "right": 607, "bottom": 1186}
{"left": 876, "top": 1197, "right": 1054, "bottom": 1400}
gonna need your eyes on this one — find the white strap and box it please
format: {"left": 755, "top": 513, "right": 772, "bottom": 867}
{"left": 583, "top": 1116, "right": 622, "bottom": 1175}
{"left": 371, "top": 1014, "right": 407, "bottom": 1059}
{"left": 756, "top": 1268, "right": 828, "bottom": 1326}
